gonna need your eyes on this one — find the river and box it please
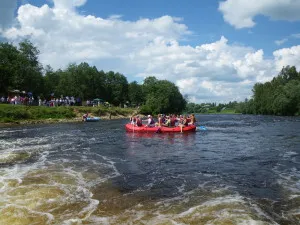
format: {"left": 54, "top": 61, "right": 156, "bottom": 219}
{"left": 0, "top": 114, "right": 299, "bottom": 225}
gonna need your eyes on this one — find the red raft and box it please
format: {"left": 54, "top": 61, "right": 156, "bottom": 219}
{"left": 125, "top": 124, "right": 196, "bottom": 133}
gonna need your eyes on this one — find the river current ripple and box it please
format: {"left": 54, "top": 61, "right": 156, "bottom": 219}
{"left": 0, "top": 114, "right": 299, "bottom": 224}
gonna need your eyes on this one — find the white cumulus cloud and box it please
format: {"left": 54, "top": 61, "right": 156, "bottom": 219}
{"left": 219, "top": 0, "right": 300, "bottom": 29}
{"left": 273, "top": 45, "right": 300, "bottom": 72}
{"left": 1, "top": 1, "right": 300, "bottom": 103}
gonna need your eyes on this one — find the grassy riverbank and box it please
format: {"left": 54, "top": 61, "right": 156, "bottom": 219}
{"left": 0, "top": 104, "right": 136, "bottom": 124}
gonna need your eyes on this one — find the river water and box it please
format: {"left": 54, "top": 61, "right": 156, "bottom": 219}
{"left": 0, "top": 114, "right": 299, "bottom": 225}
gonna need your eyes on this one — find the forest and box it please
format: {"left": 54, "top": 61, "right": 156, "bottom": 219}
{"left": 0, "top": 40, "right": 186, "bottom": 114}
{"left": 1, "top": 40, "right": 299, "bottom": 116}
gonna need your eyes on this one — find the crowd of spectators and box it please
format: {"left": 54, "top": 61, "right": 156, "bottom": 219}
{"left": 38, "top": 96, "right": 80, "bottom": 107}
{"left": 1, "top": 89, "right": 114, "bottom": 107}
{"left": 0, "top": 95, "right": 82, "bottom": 107}
{"left": 0, "top": 95, "right": 114, "bottom": 108}
{"left": 1, "top": 96, "right": 35, "bottom": 105}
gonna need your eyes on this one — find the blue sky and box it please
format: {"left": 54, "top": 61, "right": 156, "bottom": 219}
{"left": 22, "top": 0, "right": 299, "bottom": 56}
{"left": 1, "top": 0, "right": 300, "bottom": 102}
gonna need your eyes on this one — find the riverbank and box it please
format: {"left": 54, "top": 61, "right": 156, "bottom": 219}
{"left": 0, "top": 104, "right": 137, "bottom": 125}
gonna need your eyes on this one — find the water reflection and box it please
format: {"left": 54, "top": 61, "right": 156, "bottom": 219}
{"left": 125, "top": 131, "right": 196, "bottom": 145}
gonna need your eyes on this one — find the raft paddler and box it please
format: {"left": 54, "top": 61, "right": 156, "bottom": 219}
{"left": 135, "top": 115, "right": 143, "bottom": 126}
{"left": 145, "top": 115, "right": 155, "bottom": 127}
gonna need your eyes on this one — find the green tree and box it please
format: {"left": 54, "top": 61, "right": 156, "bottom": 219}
{"left": 128, "top": 81, "right": 144, "bottom": 106}
{"left": 243, "top": 65, "right": 300, "bottom": 115}
{"left": 0, "top": 41, "right": 44, "bottom": 96}
{"left": 0, "top": 42, "right": 19, "bottom": 95}
{"left": 91, "top": 69, "right": 106, "bottom": 100}
{"left": 141, "top": 78, "right": 186, "bottom": 114}
{"left": 105, "top": 71, "right": 128, "bottom": 106}
{"left": 43, "top": 65, "right": 60, "bottom": 97}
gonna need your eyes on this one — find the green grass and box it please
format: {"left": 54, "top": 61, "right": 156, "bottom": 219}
{"left": 0, "top": 104, "right": 136, "bottom": 123}
{"left": 0, "top": 104, "right": 76, "bottom": 122}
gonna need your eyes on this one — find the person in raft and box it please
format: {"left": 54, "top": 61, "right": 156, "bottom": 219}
{"left": 155, "top": 114, "right": 163, "bottom": 127}
{"left": 179, "top": 115, "right": 189, "bottom": 133}
{"left": 162, "top": 115, "right": 170, "bottom": 127}
{"left": 177, "top": 115, "right": 183, "bottom": 125}
{"left": 135, "top": 115, "right": 143, "bottom": 127}
{"left": 145, "top": 115, "right": 155, "bottom": 127}
{"left": 170, "top": 114, "right": 177, "bottom": 127}
{"left": 130, "top": 115, "right": 136, "bottom": 125}
{"left": 188, "top": 114, "right": 196, "bottom": 125}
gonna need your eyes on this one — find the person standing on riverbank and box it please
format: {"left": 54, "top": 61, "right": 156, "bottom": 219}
{"left": 82, "top": 112, "right": 89, "bottom": 121}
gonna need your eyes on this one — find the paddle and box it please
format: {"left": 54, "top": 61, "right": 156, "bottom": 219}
{"left": 198, "top": 126, "right": 207, "bottom": 131}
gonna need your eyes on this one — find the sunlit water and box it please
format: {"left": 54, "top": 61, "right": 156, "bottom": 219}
{"left": 0, "top": 114, "right": 299, "bottom": 225}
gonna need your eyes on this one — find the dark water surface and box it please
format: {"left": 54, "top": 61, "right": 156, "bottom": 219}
{"left": 0, "top": 114, "right": 299, "bottom": 224}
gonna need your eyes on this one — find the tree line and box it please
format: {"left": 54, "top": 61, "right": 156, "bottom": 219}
{"left": 1, "top": 40, "right": 299, "bottom": 116}
{"left": 237, "top": 66, "right": 300, "bottom": 116}
{"left": 185, "top": 102, "right": 239, "bottom": 114}
{"left": 0, "top": 40, "right": 186, "bottom": 114}
{"left": 185, "top": 66, "right": 300, "bottom": 116}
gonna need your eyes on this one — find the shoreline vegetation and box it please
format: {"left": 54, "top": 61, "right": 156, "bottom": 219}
{"left": 1, "top": 40, "right": 300, "bottom": 118}
{"left": 0, "top": 104, "right": 241, "bottom": 126}
{"left": 0, "top": 104, "right": 137, "bottom": 125}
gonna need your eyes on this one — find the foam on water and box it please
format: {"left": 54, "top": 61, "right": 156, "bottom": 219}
{"left": 0, "top": 163, "right": 103, "bottom": 224}
{"left": 83, "top": 179, "right": 277, "bottom": 224}
{"left": 272, "top": 150, "right": 300, "bottom": 223}
{"left": 87, "top": 188, "right": 275, "bottom": 224}
{"left": 0, "top": 143, "right": 51, "bottom": 166}
{"left": 0, "top": 128, "right": 122, "bottom": 224}
{"left": 1, "top": 116, "right": 299, "bottom": 224}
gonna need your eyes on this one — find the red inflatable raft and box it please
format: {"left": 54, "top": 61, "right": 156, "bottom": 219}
{"left": 125, "top": 124, "right": 196, "bottom": 133}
